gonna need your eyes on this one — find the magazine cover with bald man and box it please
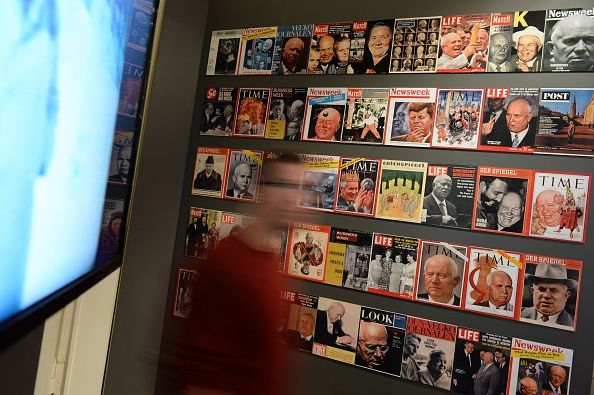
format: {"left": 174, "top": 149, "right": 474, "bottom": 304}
{"left": 172, "top": 267, "right": 199, "bottom": 319}
{"left": 200, "top": 87, "right": 238, "bottom": 136}
{"left": 341, "top": 88, "right": 389, "bottom": 144}
{"left": 486, "top": 13, "right": 514, "bottom": 72}
{"left": 402, "top": 316, "right": 456, "bottom": 390}
{"left": 334, "top": 157, "right": 380, "bottom": 217}
{"left": 312, "top": 297, "right": 361, "bottom": 364}
{"left": 302, "top": 87, "right": 348, "bottom": 142}
{"left": 437, "top": 14, "right": 491, "bottom": 73}
{"left": 265, "top": 88, "right": 307, "bottom": 140}
{"left": 298, "top": 154, "right": 340, "bottom": 212}
{"left": 237, "top": 26, "right": 277, "bottom": 75}
{"left": 286, "top": 222, "right": 330, "bottom": 282}
{"left": 390, "top": 16, "right": 441, "bottom": 73}
{"left": 415, "top": 241, "right": 468, "bottom": 310}
{"left": 107, "top": 130, "right": 134, "bottom": 186}
{"left": 279, "top": 290, "right": 318, "bottom": 353}
{"left": 271, "top": 24, "right": 312, "bottom": 76}
{"left": 324, "top": 227, "right": 373, "bottom": 291}
{"left": 463, "top": 247, "right": 522, "bottom": 319}
{"left": 218, "top": 211, "right": 254, "bottom": 243}
{"left": 233, "top": 88, "right": 271, "bottom": 137}
{"left": 184, "top": 207, "right": 222, "bottom": 260}
{"left": 355, "top": 307, "right": 407, "bottom": 376}
{"left": 384, "top": 87, "right": 437, "bottom": 147}
{"left": 348, "top": 19, "right": 394, "bottom": 74}
{"left": 206, "top": 29, "right": 242, "bottom": 75}
{"left": 191, "top": 147, "right": 229, "bottom": 198}
{"left": 510, "top": 10, "right": 546, "bottom": 72}
{"left": 308, "top": 22, "right": 353, "bottom": 75}
{"left": 223, "top": 149, "right": 262, "bottom": 202}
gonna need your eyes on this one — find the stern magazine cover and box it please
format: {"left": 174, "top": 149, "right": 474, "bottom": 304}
{"left": 200, "top": 87, "right": 238, "bottom": 136}
{"left": 184, "top": 207, "right": 222, "bottom": 260}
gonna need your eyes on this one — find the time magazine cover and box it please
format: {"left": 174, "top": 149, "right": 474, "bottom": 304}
{"left": 184, "top": 207, "right": 221, "bottom": 260}
{"left": 348, "top": 19, "right": 394, "bottom": 74}
{"left": 172, "top": 268, "right": 198, "bottom": 319}
{"left": 223, "top": 149, "right": 262, "bottom": 202}
{"left": 341, "top": 88, "right": 389, "bottom": 144}
{"left": 511, "top": 10, "right": 546, "bottom": 72}
{"left": 430, "top": 88, "right": 484, "bottom": 150}
{"left": 265, "top": 88, "right": 307, "bottom": 140}
{"left": 200, "top": 87, "right": 238, "bottom": 136}
{"left": 375, "top": 160, "right": 427, "bottom": 223}
{"left": 278, "top": 290, "right": 318, "bottom": 353}
{"left": 98, "top": 198, "right": 125, "bottom": 254}
{"left": 298, "top": 154, "right": 340, "bottom": 212}
{"left": 437, "top": 14, "right": 492, "bottom": 73}
{"left": 237, "top": 26, "right": 277, "bottom": 75}
{"left": 390, "top": 17, "right": 441, "bottom": 73}
{"left": 107, "top": 130, "right": 134, "bottom": 185}
{"left": 302, "top": 87, "right": 348, "bottom": 142}
{"left": 233, "top": 88, "right": 271, "bottom": 137}
{"left": 324, "top": 227, "right": 372, "bottom": 291}
{"left": 218, "top": 211, "right": 254, "bottom": 242}
{"left": 367, "top": 233, "right": 420, "bottom": 300}
{"left": 117, "top": 61, "right": 143, "bottom": 119}
{"left": 191, "top": 147, "right": 228, "bottom": 198}
{"left": 463, "top": 247, "right": 522, "bottom": 319}
{"left": 355, "top": 307, "right": 407, "bottom": 376}
{"left": 271, "top": 24, "right": 312, "bottom": 75}
{"left": 384, "top": 87, "right": 437, "bottom": 147}
{"left": 286, "top": 222, "right": 330, "bottom": 282}
{"left": 486, "top": 13, "right": 514, "bottom": 72}
{"left": 528, "top": 171, "right": 590, "bottom": 242}
{"left": 334, "top": 157, "right": 380, "bottom": 217}
{"left": 422, "top": 164, "right": 477, "bottom": 229}
{"left": 415, "top": 241, "right": 468, "bottom": 309}
{"left": 308, "top": 22, "right": 353, "bottom": 75}
{"left": 206, "top": 29, "right": 242, "bottom": 75}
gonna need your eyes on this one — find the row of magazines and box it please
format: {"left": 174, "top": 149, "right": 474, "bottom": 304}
{"left": 174, "top": 265, "right": 575, "bottom": 394}
{"left": 206, "top": 8, "right": 594, "bottom": 76}
{"left": 191, "top": 148, "right": 591, "bottom": 244}
{"left": 200, "top": 86, "right": 594, "bottom": 157}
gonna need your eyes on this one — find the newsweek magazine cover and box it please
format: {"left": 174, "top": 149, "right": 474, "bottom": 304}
{"left": 218, "top": 211, "right": 253, "bottom": 242}
{"left": 279, "top": 290, "right": 318, "bottom": 353}
{"left": 308, "top": 22, "right": 353, "bottom": 75}
{"left": 528, "top": 171, "right": 590, "bottom": 243}
{"left": 107, "top": 130, "right": 134, "bottom": 185}
{"left": 390, "top": 17, "right": 441, "bottom": 73}
{"left": 415, "top": 241, "right": 468, "bottom": 309}
{"left": 368, "top": 234, "right": 420, "bottom": 300}
{"left": 342, "top": 88, "right": 389, "bottom": 144}
{"left": 422, "top": 164, "right": 477, "bottom": 229}
{"left": 385, "top": 87, "right": 437, "bottom": 147}
{"left": 452, "top": 328, "right": 512, "bottom": 394}
{"left": 312, "top": 297, "right": 361, "bottom": 364}
{"left": 356, "top": 307, "right": 407, "bottom": 376}
{"left": 348, "top": 19, "right": 394, "bottom": 74}
{"left": 302, "top": 87, "right": 348, "bottom": 142}
{"left": 511, "top": 10, "right": 546, "bottom": 72}
{"left": 375, "top": 160, "right": 427, "bottom": 223}
{"left": 402, "top": 316, "right": 456, "bottom": 390}
{"left": 237, "top": 26, "right": 277, "bottom": 75}
{"left": 172, "top": 268, "right": 198, "bottom": 319}
{"left": 472, "top": 166, "right": 534, "bottom": 236}
{"left": 463, "top": 247, "right": 522, "bottom": 319}
{"left": 191, "top": 147, "right": 228, "bottom": 198}
{"left": 271, "top": 224, "right": 290, "bottom": 273}
{"left": 486, "top": 13, "right": 514, "bottom": 72}
{"left": 265, "top": 88, "right": 307, "bottom": 140}
{"left": 542, "top": 8, "right": 594, "bottom": 72}
{"left": 479, "top": 87, "right": 540, "bottom": 152}
{"left": 437, "top": 14, "right": 491, "bottom": 73}
{"left": 508, "top": 339, "right": 573, "bottom": 395}
{"left": 535, "top": 88, "right": 594, "bottom": 156}
{"left": 334, "top": 157, "right": 380, "bottom": 217}
{"left": 430, "top": 88, "right": 484, "bottom": 150}
{"left": 324, "top": 227, "right": 373, "bottom": 291}
{"left": 298, "top": 154, "right": 340, "bottom": 212}
{"left": 200, "top": 87, "right": 238, "bottom": 136}
{"left": 271, "top": 24, "right": 312, "bottom": 75}
{"left": 233, "top": 88, "right": 271, "bottom": 137}
{"left": 206, "top": 29, "right": 242, "bottom": 75}
{"left": 184, "top": 207, "right": 221, "bottom": 260}
{"left": 98, "top": 198, "right": 125, "bottom": 254}
{"left": 126, "top": 0, "right": 153, "bottom": 52}
{"left": 223, "top": 149, "right": 262, "bottom": 202}
{"left": 519, "top": 254, "right": 582, "bottom": 332}
{"left": 286, "top": 222, "right": 330, "bottom": 282}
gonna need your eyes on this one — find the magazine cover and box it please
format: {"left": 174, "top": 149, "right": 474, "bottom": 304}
{"left": 542, "top": 8, "right": 594, "bottom": 72}
{"left": 348, "top": 19, "right": 394, "bottom": 74}
{"left": 298, "top": 154, "right": 340, "bottom": 212}
{"left": 325, "top": 227, "right": 373, "bottom": 291}
{"left": 302, "top": 87, "right": 348, "bottom": 142}
{"left": 224, "top": 149, "right": 262, "bottom": 202}
{"left": 185, "top": 207, "right": 221, "bottom": 260}
{"left": 98, "top": 198, "right": 125, "bottom": 254}
{"left": 279, "top": 291, "right": 318, "bottom": 353}
{"left": 308, "top": 22, "right": 353, "bottom": 74}
{"left": 271, "top": 24, "right": 312, "bottom": 75}
{"left": 107, "top": 130, "right": 134, "bottom": 185}
{"left": 356, "top": 307, "right": 407, "bottom": 376}
{"left": 200, "top": 87, "right": 238, "bottom": 136}
{"left": 271, "top": 224, "right": 290, "bottom": 273}
{"left": 430, "top": 88, "right": 484, "bottom": 150}
{"left": 126, "top": 0, "right": 153, "bottom": 52}
{"left": 511, "top": 10, "right": 546, "bottom": 72}
{"left": 519, "top": 254, "right": 582, "bottom": 332}
{"left": 535, "top": 88, "right": 594, "bottom": 156}
{"left": 422, "top": 164, "right": 477, "bottom": 229}
{"left": 237, "top": 26, "right": 277, "bottom": 75}
{"left": 265, "top": 88, "right": 307, "bottom": 140}
{"left": 286, "top": 222, "right": 330, "bottom": 282}
{"left": 375, "top": 160, "right": 427, "bottom": 223}
{"left": 334, "top": 157, "right": 380, "bottom": 217}
{"left": 437, "top": 14, "right": 491, "bottom": 73}
{"left": 233, "top": 88, "right": 271, "bottom": 137}
{"left": 218, "top": 211, "right": 253, "bottom": 242}
{"left": 172, "top": 268, "right": 198, "bottom": 319}
{"left": 191, "top": 147, "right": 228, "bottom": 198}
{"left": 529, "top": 171, "right": 590, "bottom": 242}
{"left": 452, "top": 327, "right": 512, "bottom": 394}
{"left": 385, "top": 87, "right": 437, "bottom": 147}
{"left": 415, "top": 241, "right": 468, "bottom": 309}
{"left": 390, "top": 17, "right": 441, "bottom": 73}
{"left": 368, "top": 234, "right": 420, "bottom": 300}
{"left": 508, "top": 338, "right": 573, "bottom": 395}
{"left": 479, "top": 87, "right": 540, "bottom": 152}
{"left": 486, "top": 13, "right": 514, "bottom": 72}
{"left": 472, "top": 166, "right": 534, "bottom": 236}
{"left": 402, "top": 316, "right": 456, "bottom": 390}
{"left": 463, "top": 247, "right": 522, "bottom": 319}
{"left": 342, "top": 88, "right": 389, "bottom": 144}
{"left": 313, "top": 297, "right": 361, "bottom": 364}
{"left": 206, "top": 29, "right": 242, "bottom": 75}
{"left": 117, "top": 61, "right": 143, "bottom": 118}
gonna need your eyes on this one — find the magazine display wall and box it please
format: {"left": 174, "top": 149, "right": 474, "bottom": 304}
{"left": 159, "top": 0, "right": 594, "bottom": 394}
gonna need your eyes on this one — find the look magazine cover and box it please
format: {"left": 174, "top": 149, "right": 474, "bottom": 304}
{"left": 511, "top": 10, "right": 546, "bottom": 72}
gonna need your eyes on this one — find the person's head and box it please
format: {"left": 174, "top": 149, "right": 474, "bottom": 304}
{"left": 482, "top": 351, "right": 495, "bottom": 364}
{"left": 109, "top": 211, "right": 123, "bottom": 236}
{"left": 427, "top": 350, "right": 448, "bottom": 376}
{"left": 287, "top": 121, "right": 299, "bottom": 137}
{"left": 357, "top": 321, "right": 389, "bottom": 369}
{"left": 429, "top": 32, "right": 437, "bottom": 41}
{"left": 419, "top": 19, "right": 428, "bottom": 29}
{"left": 395, "top": 33, "right": 403, "bottom": 43}
{"left": 535, "top": 190, "right": 564, "bottom": 227}
{"left": 308, "top": 48, "right": 320, "bottom": 70}
{"left": 232, "top": 162, "right": 252, "bottom": 193}
{"left": 223, "top": 104, "right": 233, "bottom": 118}
{"left": 416, "top": 45, "right": 425, "bottom": 56}
{"left": 192, "top": 216, "right": 198, "bottom": 224}
{"left": 289, "top": 100, "right": 304, "bottom": 120}
{"left": 515, "top": 30, "right": 543, "bottom": 63}
{"left": 305, "top": 232, "right": 313, "bottom": 244}
{"left": 392, "top": 102, "right": 409, "bottom": 132}
{"left": 549, "top": 365, "right": 567, "bottom": 388}
{"left": 479, "top": 177, "right": 508, "bottom": 212}
{"left": 204, "top": 155, "right": 214, "bottom": 174}
{"left": 318, "top": 35, "right": 335, "bottom": 65}
{"left": 327, "top": 302, "right": 346, "bottom": 323}
{"left": 432, "top": 174, "right": 453, "bottom": 200}
{"left": 426, "top": 58, "right": 435, "bottom": 67}
{"left": 532, "top": 279, "right": 571, "bottom": 317}
{"left": 393, "top": 46, "right": 402, "bottom": 56}
{"left": 385, "top": 249, "right": 392, "bottom": 258}
{"left": 417, "top": 32, "right": 426, "bottom": 42}
{"left": 340, "top": 171, "right": 360, "bottom": 203}
{"left": 117, "top": 145, "right": 132, "bottom": 178}
{"left": 441, "top": 32, "right": 463, "bottom": 58}
{"left": 464, "top": 341, "right": 474, "bottom": 354}
{"left": 201, "top": 215, "right": 207, "bottom": 224}
{"left": 430, "top": 19, "right": 439, "bottom": 29}
{"left": 423, "top": 254, "right": 460, "bottom": 303}
{"left": 479, "top": 350, "right": 485, "bottom": 361}
{"left": 374, "top": 253, "right": 382, "bottom": 261}
{"left": 405, "top": 46, "right": 413, "bottom": 56}
{"left": 391, "top": 59, "right": 400, "bottom": 69}
{"left": 476, "top": 28, "right": 489, "bottom": 51}
{"left": 368, "top": 23, "right": 392, "bottom": 59}
{"left": 497, "top": 192, "right": 523, "bottom": 229}
{"left": 489, "top": 32, "right": 511, "bottom": 64}
{"left": 271, "top": 99, "right": 285, "bottom": 119}
{"left": 282, "top": 37, "right": 305, "bottom": 67}
{"left": 486, "top": 270, "right": 513, "bottom": 307}
{"left": 406, "top": 33, "right": 414, "bottom": 42}
{"left": 548, "top": 14, "right": 594, "bottom": 71}
{"left": 314, "top": 107, "right": 341, "bottom": 140}
{"left": 406, "top": 251, "right": 416, "bottom": 264}
{"left": 334, "top": 37, "right": 350, "bottom": 62}
{"left": 259, "top": 155, "right": 302, "bottom": 223}
{"left": 403, "top": 333, "right": 421, "bottom": 358}
{"left": 455, "top": 28, "right": 470, "bottom": 47}
{"left": 505, "top": 98, "right": 533, "bottom": 134}
{"left": 205, "top": 102, "right": 214, "bottom": 115}
{"left": 297, "top": 313, "right": 315, "bottom": 338}
{"left": 494, "top": 349, "right": 506, "bottom": 365}
{"left": 519, "top": 377, "right": 538, "bottom": 395}
{"left": 487, "top": 97, "right": 505, "bottom": 112}
{"left": 408, "top": 102, "right": 433, "bottom": 133}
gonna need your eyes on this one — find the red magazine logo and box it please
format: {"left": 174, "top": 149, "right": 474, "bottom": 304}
{"left": 206, "top": 87, "right": 218, "bottom": 100}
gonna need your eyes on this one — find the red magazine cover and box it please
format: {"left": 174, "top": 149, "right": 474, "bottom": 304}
{"left": 191, "top": 147, "right": 229, "bottom": 198}
{"left": 286, "top": 222, "right": 331, "bottom": 282}
{"left": 334, "top": 157, "right": 381, "bottom": 217}
{"left": 233, "top": 88, "right": 272, "bottom": 138}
